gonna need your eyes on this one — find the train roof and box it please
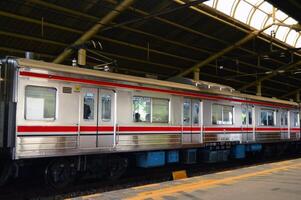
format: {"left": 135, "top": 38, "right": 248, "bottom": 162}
{"left": 17, "top": 58, "right": 299, "bottom": 108}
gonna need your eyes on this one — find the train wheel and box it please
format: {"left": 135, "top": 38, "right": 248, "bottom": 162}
{"left": 106, "top": 156, "right": 128, "bottom": 181}
{"left": 44, "top": 159, "right": 77, "bottom": 189}
{"left": 88, "top": 158, "right": 106, "bottom": 179}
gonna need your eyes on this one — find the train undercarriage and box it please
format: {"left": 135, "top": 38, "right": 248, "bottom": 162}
{"left": 1, "top": 141, "right": 301, "bottom": 189}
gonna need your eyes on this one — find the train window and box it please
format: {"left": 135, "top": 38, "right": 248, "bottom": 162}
{"left": 223, "top": 105, "right": 233, "bottom": 125}
{"left": 83, "top": 93, "right": 94, "bottom": 120}
{"left": 25, "top": 86, "right": 56, "bottom": 120}
{"left": 293, "top": 112, "right": 300, "bottom": 127}
{"left": 133, "top": 96, "right": 151, "bottom": 122}
{"left": 152, "top": 98, "right": 169, "bottom": 123}
{"left": 260, "top": 110, "right": 275, "bottom": 126}
{"left": 212, "top": 104, "right": 233, "bottom": 125}
{"left": 248, "top": 109, "right": 252, "bottom": 125}
{"left": 183, "top": 99, "right": 191, "bottom": 125}
{"left": 280, "top": 111, "right": 288, "bottom": 126}
{"left": 242, "top": 107, "right": 252, "bottom": 125}
{"left": 101, "top": 95, "right": 111, "bottom": 121}
{"left": 192, "top": 100, "right": 200, "bottom": 125}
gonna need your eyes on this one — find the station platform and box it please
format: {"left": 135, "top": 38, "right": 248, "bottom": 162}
{"left": 70, "top": 158, "right": 301, "bottom": 200}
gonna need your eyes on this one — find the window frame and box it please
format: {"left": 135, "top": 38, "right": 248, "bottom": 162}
{"left": 83, "top": 92, "right": 95, "bottom": 121}
{"left": 211, "top": 103, "right": 234, "bottom": 125}
{"left": 132, "top": 95, "right": 170, "bottom": 123}
{"left": 24, "top": 85, "right": 57, "bottom": 121}
{"left": 192, "top": 99, "right": 200, "bottom": 126}
{"left": 132, "top": 96, "right": 152, "bottom": 123}
{"left": 280, "top": 111, "right": 288, "bottom": 126}
{"left": 259, "top": 109, "right": 276, "bottom": 126}
{"left": 293, "top": 112, "right": 300, "bottom": 127}
{"left": 101, "top": 94, "right": 112, "bottom": 122}
{"left": 151, "top": 97, "right": 170, "bottom": 123}
{"left": 242, "top": 106, "right": 253, "bottom": 126}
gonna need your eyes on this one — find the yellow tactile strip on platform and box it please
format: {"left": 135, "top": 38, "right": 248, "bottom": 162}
{"left": 68, "top": 158, "right": 301, "bottom": 200}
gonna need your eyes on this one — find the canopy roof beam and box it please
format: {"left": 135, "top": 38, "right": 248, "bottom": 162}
{"left": 53, "top": 0, "right": 135, "bottom": 63}
{"left": 174, "top": 24, "right": 274, "bottom": 77}
{"left": 5, "top": 2, "right": 301, "bottom": 84}
{"left": 240, "top": 59, "right": 301, "bottom": 91}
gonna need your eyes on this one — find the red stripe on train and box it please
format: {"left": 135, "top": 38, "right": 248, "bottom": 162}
{"left": 17, "top": 126, "right": 78, "bottom": 132}
{"left": 17, "top": 126, "right": 300, "bottom": 133}
{"left": 80, "top": 126, "right": 113, "bottom": 132}
{"left": 19, "top": 71, "right": 296, "bottom": 109}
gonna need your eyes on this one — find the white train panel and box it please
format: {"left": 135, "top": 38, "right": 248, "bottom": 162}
{"left": 4, "top": 59, "right": 299, "bottom": 159}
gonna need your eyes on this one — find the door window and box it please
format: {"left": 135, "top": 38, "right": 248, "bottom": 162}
{"left": 183, "top": 99, "right": 200, "bottom": 125}
{"left": 183, "top": 99, "right": 191, "bottom": 125}
{"left": 280, "top": 111, "right": 288, "bottom": 126}
{"left": 192, "top": 100, "right": 200, "bottom": 125}
{"left": 83, "top": 93, "right": 94, "bottom": 120}
{"left": 242, "top": 106, "right": 252, "bottom": 125}
{"left": 101, "top": 95, "right": 111, "bottom": 121}
{"left": 293, "top": 112, "right": 300, "bottom": 127}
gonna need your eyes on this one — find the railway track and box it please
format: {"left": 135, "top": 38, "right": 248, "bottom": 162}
{"left": 1, "top": 153, "right": 301, "bottom": 200}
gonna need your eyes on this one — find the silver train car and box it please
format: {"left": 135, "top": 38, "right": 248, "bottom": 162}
{"left": 0, "top": 57, "right": 300, "bottom": 187}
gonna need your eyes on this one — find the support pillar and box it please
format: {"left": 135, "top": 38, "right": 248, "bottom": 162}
{"left": 193, "top": 68, "right": 200, "bottom": 81}
{"left": 296, "top": 90, "right": 300, "bottom": 102}
{"left": 78, "top": 48, "right": 86, "bottom": 66}
{"left": 256, "top": 81, "right": 262, "bottom": 96}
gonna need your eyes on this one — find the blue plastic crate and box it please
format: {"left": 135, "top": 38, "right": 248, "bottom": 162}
{"left": 232, "top": 144, "right": 246, "bottom": 159}
{"left": 136, "top": 151, "right": 165, "bottom": 168}
{"left": 202, "top": 150, "right": 218, "bottom": 163}
{"left": 222, "top": 150, "right": 230, "bottom": 161}
{"left": 217, "top": 150, "right": 224, "bottom": 162}
{"left": 184, "top": 149, "right": 197, "bottom": 164}
{"left": 167, "top": 150, "right": 179, "bottom": 163}
{"left": 246, "top": 144, "right": 262, "bottom": 152}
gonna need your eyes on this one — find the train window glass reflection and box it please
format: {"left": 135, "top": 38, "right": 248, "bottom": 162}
{"left": 133, "top": 96, "right": 151, "bottom": 122}
{"left": 25, "top": 86, "right": 56, "bottom": 120}
{"left": 192, "top": 101, "right": 199, "bottom": 125}
{"left": 223, "top": 105, "right": 233, "bottom": 125}
{"left": 212, "top": 104, "right": 222, "bottom": 125}
{"left": 293, "top": 112, "right": 300, "bottom": 127}
{"left": 83, "top": 93, "right": 94, "bottom": 120}
{"left": 248, "top": 109, "right": 252, "bottom": 125}
{"left": 242, "top": 108, "right": 247, "bottom": 125}
{"left": 183, "top": 99, "right": 191, "bottom": 125}
{"left": 101, "top": 95, "right": 111, "bottom": 121}
{"left": 242, "top": 107, "right": 252, "bottom": 125}
{"left": 280, "top": 112, "right": 288, "bottom": 126}
{"left": 212, "top": 104, "right": 233, "bottom": 125}
{"left": 260, "top": 110, "right": 275, "bottom": 126}
{"left": 152, "top": 98, "right": 169, "bottom": 123}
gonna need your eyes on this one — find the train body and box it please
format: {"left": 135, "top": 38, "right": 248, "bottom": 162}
{"left": 0, "top": 57, "right": 300, "bottom": 186}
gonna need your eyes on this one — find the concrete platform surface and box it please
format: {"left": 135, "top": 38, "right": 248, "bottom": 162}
{"left": 69, "top": 158, "right": 301, "bottom": 200}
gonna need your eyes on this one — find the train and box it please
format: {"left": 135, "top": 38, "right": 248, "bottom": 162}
{"left": 0, "top": 57, "right": 300, "bottom": 188}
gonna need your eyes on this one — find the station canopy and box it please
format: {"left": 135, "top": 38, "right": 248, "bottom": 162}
{"left": 203, "top": 0, "right": 301, "bottom": 47}
{"left": 0, "top": 0, "right": 301, "bottom": 100}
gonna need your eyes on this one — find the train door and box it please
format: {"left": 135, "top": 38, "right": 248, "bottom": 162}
{"left": 241, "top": 105, "right": 253, "bottom": 142}
{"left": 182, "top": 98, "right": 200, "bottom": 144}
{"left": 280, "top": 110, "right": 288, "bottom": 139}
{"left": 79, "top": 87, "right": 98, "bottom": 148}
{"left": 97, "top": 89, "right": 115, "bottom": 148}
